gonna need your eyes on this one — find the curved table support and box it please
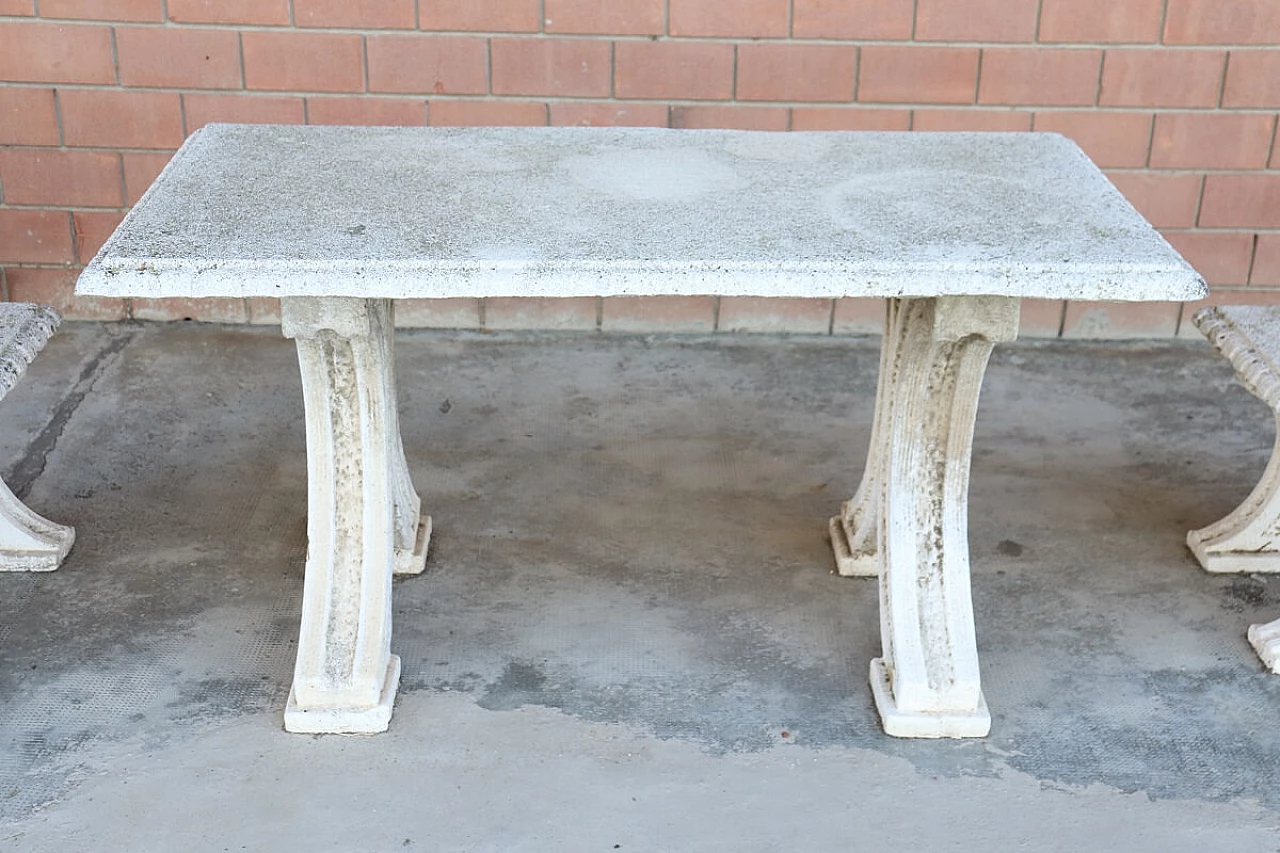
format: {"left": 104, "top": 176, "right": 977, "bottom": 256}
{"left": 834, "top": 296, "right": 1019, "bottom": 738}
{"left": 280, "top": 297, "right": 429, "bottom": 734}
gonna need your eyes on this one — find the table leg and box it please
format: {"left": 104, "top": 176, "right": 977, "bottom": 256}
{"left": 279, "top": 297, "right": 426, "bottom": 734}
{"left": 851, "top": 295, "right": 1018, "bottom": 738}
{"left": 830, "top": 300, "right": 899, "bottom": 577}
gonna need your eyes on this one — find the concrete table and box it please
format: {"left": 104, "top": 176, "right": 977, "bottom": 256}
{"left": 78, "top": 124, "right": 1205, "bottom": 737}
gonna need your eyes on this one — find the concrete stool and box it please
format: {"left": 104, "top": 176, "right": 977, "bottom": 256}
{"left": 0, "top": 303, "right": 74, "bottom": 572}
{"left": 1189, "top": 305, "right": 1280, "bottom": 671}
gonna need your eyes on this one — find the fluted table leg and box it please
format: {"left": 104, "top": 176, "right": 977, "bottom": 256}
{"left": 847, "top": 296, "right": 1019, "bottom": 738}
{"left": 279, "top": 297, "right": 426, "bottom": 734}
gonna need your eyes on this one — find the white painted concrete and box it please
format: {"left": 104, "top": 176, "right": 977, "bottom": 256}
{"left": 74, "top": 125, "right": 1206, "bottom": 737}
{"left": 78, "top": 125, "right": 1205, "bottom": 302}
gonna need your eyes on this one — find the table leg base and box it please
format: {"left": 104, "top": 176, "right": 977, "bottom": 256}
{"left": 1248, "top": 620, "right": 1280, "bottom": 673}
{"left": 283, "top": 654, "right": 401, "bottom": 734}
{"left": 869, "top": 658, "right": 991, "bottom": 739}
{"left": 828, "top": 515, "right": 877, "bottom": 577}
{"left": 394, "top": 513, "right": 432, "bottom": 576}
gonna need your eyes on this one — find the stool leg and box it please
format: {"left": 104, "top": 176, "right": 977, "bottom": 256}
{"left": 280, "top": 297, "right": 404, "bottom": 734}
{"left": 1187, "top": 411, "right": 1280, "bottom": 573}
{"left": 0, "top": 474, "right": 74, "bottom": 572}
{"left": 867, "top": 296, "right": 1018, "bottom": 738}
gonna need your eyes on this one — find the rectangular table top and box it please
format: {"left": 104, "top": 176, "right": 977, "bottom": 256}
{"left": 77, "top": 124, "right": 1205, "bottom": 303}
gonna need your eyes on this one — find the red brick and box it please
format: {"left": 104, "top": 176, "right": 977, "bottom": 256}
{"left": 485, "top": 297, "right": 597, "bottom": 330}
{"left": 1038, "top": 0, "right": 1163, "bottom": 43}
{"left": 1150, "top": 112, "right": 1275, "bottom": 170}
{"left": 132, "top": 297, "right": 247, "bottom": 323}
{"left": 545, "top": 0, "right": 664, "bottom": 35}
{"left": 167, "top": 0, "right": 289, "bottom": 25}
{"left": 395, "top": 298, "right": 480, "bottom": 328}
{"left": 419, "top": 0, "right": 539, "bottom": 32}
{"left": 915, "top": 0, "right": 1038, "bottom": 42}
{"left": 791, "top": 107, "right": 911, "bottom": 131}
{"left": 367, "top": 34, "right": 488, "bottom": 95}
{"left": 978, "top": 49, "right": 1102, "bottom": 107}
{"left": 0, "top": 0, "right": 32, "bottom": 13}
{"left": 0, "top": 88, "right": 58, "bottom": 145}
{"left": 1252, "top": 235, "right": 1280, "bottom": 287}
{"left": 912, "top": 109, "right": 1032, "bottom": 131}
{"left": 1099, "top": 49, "right": 1225, "bottom": 108}
{"left": 122, "top": 151, "right": 173, "bottom": 203}
{"left": 601, "top": 296, "right": 714, "bottom": 333}
{"left": 1164, "top": 232, "right": 1255, "bottom": 286}
{"left": 60, "top": 89, "right": 183, "bottom": 148}
{"left": 737, "top": 44, "right": 856, "bottom": 103}
{"left": 39, "top": 0, "right": 161, "bottom": 21}
{"left": 1201, "top": 175, "right": 1280, "bottom": 229}
{"left": 5, "top": 267, "right": 125, "bottom": 320}
{"left": 1020, "top": 300, "right": 1065, "bottom": 338}
{"left": 243, "top": 32, "right": 364, "bottom": 94}
{"left": 245, "top": 297, "right": 280, "bottom": 325}
{"left": 116, "top": 26, "right": 242, "bottom": 89}
{"left": 718, "top": 297, "right": 831, "bottom": 334}
{"left": 307, "top": 97, "right": 426, "bottom": 126}
{"left": 295, "top": 0, "right": 414, "bottom": 29}
{"left": 832, "top": 297, "right": 885, "bottom": 335}
{"left": 1061, "top": 301, "right": 1179, "bottom": 339}
{"left": 1106, "top": 172, "right": 1202, "bottom": 229}
{"left": 669, "top": 0, "right": 788, "bottom": 38}
{"left": 858, "top": 46, "right": 980, "bottom": 105}
{"left": 793, "top": 0, "right": 912, "bottom": 40}
{"left": 670, "top": 105, "right": 788, "bottom": 130}
{"left": 1274, "top": 134, "right": 1280, "bottom": 170}
{"left": 183, "top": 94, "right": 305, "bottom": 132}
{"left": 0, "top": 149, "right": 122, "bottom": 207}
{"left": 73, "top": 210, "right": 124, "bottom": 264}
{"left": 1031, "top": 111, "right": 1153, "bottom": 168}
{"left": 550, "top": 102, "right": 669, "bottom": 127}
{"left": 428, "top": 100, "right": 547, "bottom": 126}
{"left": 0, "top": 210, "right": 73, "bottom": 263}
{"left": 614, "top": 41, "right": 734, "bottom": 101}
{"left": 491, "top": 38, "right": 611, "bottom": 98}
{"left": 1223, "top": 51, "right": 1280, "bottom": 108}
{"left": 0, "top": 22, "right": 114, "bottom": 84}
{"left": 1165, "top": 0, "right": 1280, "bottom": 45}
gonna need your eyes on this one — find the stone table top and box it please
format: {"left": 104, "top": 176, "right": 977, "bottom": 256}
{"left": 77, "top": 124, "right": 1206, "bottom": 302}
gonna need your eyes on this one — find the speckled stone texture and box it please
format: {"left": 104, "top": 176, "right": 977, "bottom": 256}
{"left": 77, "top": 124, "right": 1205, "bottom": 303}
{"left": 0, "top": 304, "right": 61, "bottom": 400}
{"left": 0, "top": 303, "right": 74, "bottom": 572}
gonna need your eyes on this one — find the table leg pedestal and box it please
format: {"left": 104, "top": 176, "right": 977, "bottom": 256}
{"left": 842, "top": 296, "right": 1018, "bottom": 738}
{"left": 280, "top": 297, "right": 424, "bottom": 734}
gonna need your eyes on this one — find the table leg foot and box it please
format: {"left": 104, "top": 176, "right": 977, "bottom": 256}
{"left": 0, "top": 474, "right": 74, "bottom": 571}
{"left": 869, "top": 658, "right": 991, "bottom": 738}
{"left": 394, "top": 513, "right": 431, "bottom": 576}
{"left": 829, "top": 511, "right": 876, "bottom": 577}
{"left": 285, "top": 654, "right": 401, "bottom": 734}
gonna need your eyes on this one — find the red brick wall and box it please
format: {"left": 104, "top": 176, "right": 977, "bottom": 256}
{"left": 1, "top": 0, "right": 1277, "bottom": 338}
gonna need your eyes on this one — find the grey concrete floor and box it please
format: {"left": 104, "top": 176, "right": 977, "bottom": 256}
{"left": 1, "top": 321, "right": 1279, "bottom": 851}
